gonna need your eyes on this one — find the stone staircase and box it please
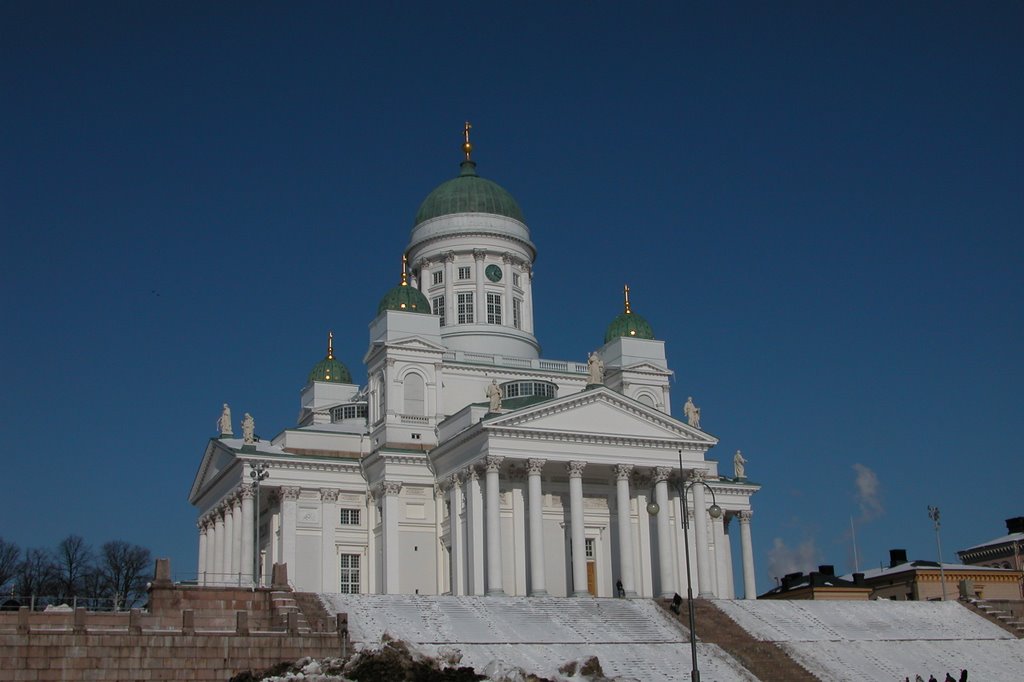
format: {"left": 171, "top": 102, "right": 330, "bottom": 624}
{"left": 656, "top": 597, "right": 819, "bottom": 682}
{"left": 270, "top": 591, "right": 310, "bottom": 633}
{"left": 963, "top": 598, "right": 1024, "bottom": 637}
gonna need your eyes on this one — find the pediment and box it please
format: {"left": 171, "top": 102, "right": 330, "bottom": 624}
{"left": 386, "top": 335, "right": 447, "bottom": 352}
{"left": 484, "top": 387, "right": 716, "bottom": 445}
{"left": 188, "top": 440, "right": 239, "bottom": 503}
{"left": 614, "top": 361, "right": 672, "bottom": 376}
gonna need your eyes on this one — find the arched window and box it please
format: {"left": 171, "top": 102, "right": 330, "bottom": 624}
{"left": 404, "top": 373, "right": 425, "bottom": 416}
{"left": 636, "top": 393, "right": 656, "bottom": 407}
{"left": 375, "top": 371, "right": 386, "bottom": 424}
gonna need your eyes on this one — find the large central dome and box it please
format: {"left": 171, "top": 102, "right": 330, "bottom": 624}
{"left": 414, "top": 160, "right": 524, "bottom": 225}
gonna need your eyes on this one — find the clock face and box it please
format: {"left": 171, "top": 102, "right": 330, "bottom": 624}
{"left": 485, "top": 264, "right": 503, "bottom": 282}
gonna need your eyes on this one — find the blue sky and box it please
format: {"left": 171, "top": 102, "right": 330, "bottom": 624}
{"left": 2, "top": 2, "right": 1021, "bottom": 589}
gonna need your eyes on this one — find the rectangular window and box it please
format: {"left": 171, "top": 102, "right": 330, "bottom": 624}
{"left": 432, "top": 295, "right": 445, "bottom": 327}
{"left": 513, "top": 273, "right": 521, "bottom": 288}
{"left": 457, "top": 292, "right": 474, "bottom": 324}
{"left": 585, "top": 538, "right": 595, "bottom": 560}
{"left": 513, "top": 298, "right": 522, "bottom": 329}
{"left": 487, "top": 292, "right": 502, "bottom": 325}
{"left": 339, "top": 553, "right": 360, "bottom": 594}
{"left": 432, "top": 270, "right": 444, "bottom": 286}
{"left": 458, "top": 266, "right": 472, "bottom": 280}
{"left": 339, "top": 508, "right": 361, "bottom": 525}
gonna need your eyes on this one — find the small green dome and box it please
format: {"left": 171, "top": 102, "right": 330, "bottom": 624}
{"left": 308, "top": 332, "right": 352, "bottom": 383}
{"left": 378, "top": 282, "right": 431, "bottom": 315}
{"left": 414, "top": 160, "right": 524, "bottom": 225}
{"left": 604, "top": 285, "right": 654, "bottom": 342}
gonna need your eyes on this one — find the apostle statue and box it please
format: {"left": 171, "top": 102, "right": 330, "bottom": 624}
{"left": 486, "top": 379, "right": 502, "bottom": 412}
{"left": 683, "top": 396, "right": 701, "bottom": 429}
{"left": 733, "top": 450, "right": 747, "bottom": 479}
{"left": 217, "top": 403, "right": 233, "bottom": 436}
{"left": 587, "top": 351, "right": 605, "bottom": 385}
{"left": 241, "top": 413, "right": 255, "bottom": 444}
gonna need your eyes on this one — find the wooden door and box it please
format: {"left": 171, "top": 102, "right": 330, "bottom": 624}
{"left": 586, "top": 561, "right": 597, "bottom": 596}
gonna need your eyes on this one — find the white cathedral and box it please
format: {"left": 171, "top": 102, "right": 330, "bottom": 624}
{"left": 189, "top": 128, "right": 761, "bottom": 600}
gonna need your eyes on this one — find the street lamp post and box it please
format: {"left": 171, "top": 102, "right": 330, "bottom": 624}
{"left": 250, "top": 463, "right": 269, "bottom": 587}
{"left": 928, "top": 505, "right": 947, "bottom": 600}
{"left": 677, "top": 449, "right": 722, "bottom": 682}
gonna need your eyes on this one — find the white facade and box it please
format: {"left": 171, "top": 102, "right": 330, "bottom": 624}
{"left": 189, "top": 148, "right": 761, "bottom": 599}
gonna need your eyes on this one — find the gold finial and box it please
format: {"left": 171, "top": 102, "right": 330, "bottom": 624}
{"left": 327, "top": 331, "right": 334, "bottom": 360}
{"left": 400, "top": 254, "right": 409, "bottom": 286}
{"left": 623, "top": 284, "right": 632, "bottom": 314}
{"left": 462, "top": 121, "right": 473, "bottom": 160}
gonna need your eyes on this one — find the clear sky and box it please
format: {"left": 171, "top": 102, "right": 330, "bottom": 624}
{"left": 2, "top": 2, "right": 1021, "bottom": 589}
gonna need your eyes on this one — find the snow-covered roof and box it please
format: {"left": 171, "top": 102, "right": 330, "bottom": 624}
{"left": 841, "top": 560, "right": 1016, "bottom": 581}
{"left": 960, "top": 531, "right": 1024, "bottom": 552}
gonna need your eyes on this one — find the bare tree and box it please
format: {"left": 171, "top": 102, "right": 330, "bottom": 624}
{"left": 14, "top": 548, "right": 58, "bottom": 601}
{"left": 0, "top": 538, "right": 20, "bottom": 591}
{"left": 98, "top": 541, "right": 151, "bottom": 610}
{"left": 54, "top": 535, "right": 94, "bottom": 601}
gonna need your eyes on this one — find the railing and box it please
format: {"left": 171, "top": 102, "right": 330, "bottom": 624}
{"left": 399, "top": 414, "right": 429, "bottom": 425}
{"left": 441, "top": 350, "right": 588, "bottom": 374}
{"left": 0, "top": 595, "right": 132, "bottom": 612}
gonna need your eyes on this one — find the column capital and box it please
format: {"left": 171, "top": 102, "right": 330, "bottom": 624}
{"left": 614, "top": 463, "right": 634, "bottom": 481}
{"left": 464, "top": 465, "right": 481, "bottom": 482}
{"left": 526, "top": 458, "right": 546, "bottom": 475}
{"left": 381, "top": 480, "right": 403, "bottom": 497}
{"left": 445, "top": 250, "right": 457, "bottom": 263}
{"left": 738, "top": 510, "right": 753, "bottom": 522}
{"left": 689, "top": 468, "right": 708, "bottom": 483}
{"left": 239, "top": 483, "right": 256, "bottom": 500}
{"left": 448, "top": 473, "right": 463, "bottom": 489}
{"left": 473, "top": 248, "right": 486, "bottom": 261}
{"left": 484, "top": 455, "right": 504, "bottom": 473}
{"left": 320, "top": 488, "right": 340, "bottom": 503}
{"left": 566, "top": 460, "right": 586, "bottom": 478}
{"left": 501, "top": 251, "right": 514, "bottom": 264}
{"left": 653, "top": 466, "right": 673, "bottom": 483}
{"left": 197, "top": 519, "right": 208, "bottom": 532}
{"left": 280, "top": 486, "right": 302, "bottom": 501}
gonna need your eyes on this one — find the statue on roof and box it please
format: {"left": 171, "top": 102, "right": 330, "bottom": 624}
{"left": 587, "top": 351, "right": 605, "bottom": 385}
{"left": 241, "top": 413, "right": 255, "bottom": 444}
{"left": 486, "top": 379, "right": 502, "bottom": 412}
{"left": 684, "top": 396, "right": 701, "bottom": 429}
{"left": 733, "top": 450, "right": 747, "bottom": 480}
{"left": 217, "top": 403, "right": 233, "bottom": 436}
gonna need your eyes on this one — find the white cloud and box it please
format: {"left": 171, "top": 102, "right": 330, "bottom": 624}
{"left": 767, "top": 536, "right": 821, "bottom": 579}
{"left": 852, "top": 463, "right": 883, "bottom": 521}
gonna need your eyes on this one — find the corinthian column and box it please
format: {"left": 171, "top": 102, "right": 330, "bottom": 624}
{"left": 321, "top": 488, "right": 339, "bottom": 593}
{"left": 527, "top": 458, "right": 547, "bottom": 596}
{"left": 213, "top": 505, "right": 226, "bottom": 585}
{"left": 614, "top": 464, "right": 637, "bottom": 597}
{"left": 739, "top": 510, "right": 756, "bottom": 599}
{"left": 231, "top": 494, "right": 243, "bottom": 584}
{"left": 465, "top": 466, "right": 485, "bottom": 595}
{"left": 653, "top": 467, "right": 675, "bottom": 598}
{"left": 381, "top": 481, "right": 403, "bottom": 594}
{"left": 197, "top": 521, "right": 208, "bottom": 586}
{"left": 240, "top": 485, "right": 254, "bottom": 585}
{"left": 280, "top": 486, "right": 301, "bottom": 586}
{"left": 567, "top": 461, "right": 588, "bottom": 597}
{"left": 484, "top": 456, "right": 505, "bottom": 595}
{"left": 690, "top": 471, "right": 714, "bottom": 598}
{"left": 448, "top": 474, "right": 465, "bottom": 595}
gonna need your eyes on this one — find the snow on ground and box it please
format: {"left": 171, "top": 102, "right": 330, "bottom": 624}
{"left": 320, "top": 594, "right": 758, "bottom": 682}
{"left": 715, "top": 599, "right": 1024, "bottom": 682}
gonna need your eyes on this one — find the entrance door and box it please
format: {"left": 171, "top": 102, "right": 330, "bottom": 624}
{"left": 585, "top": 538, "right": 597, "bottom": 596}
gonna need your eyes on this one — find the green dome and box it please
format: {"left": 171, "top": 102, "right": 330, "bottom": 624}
{"left": 414, "top": 160, "right": 524, "bottom": 225}
{"left": 308, "top": 333, "right": 352, "bottom": 383}
{"left": 378, "top": 282, "right": 431, "bottom": 315}
{"left": 605, "top": 311, "right": 655, "bottom": 343}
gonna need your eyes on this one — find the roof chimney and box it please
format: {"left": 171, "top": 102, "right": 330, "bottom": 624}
{"left": 1006, "top": 517, "right": 1024, "bottom": 534}
{"left": 818, "top": 565, "right": 835, "bottom": 576}
{"left": 889, "top": 549, "right": 908, "bottom": 568}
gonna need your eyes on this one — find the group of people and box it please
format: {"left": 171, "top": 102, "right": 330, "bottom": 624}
{"left": 905, "top": 671, "right": 967, "bottom": 682}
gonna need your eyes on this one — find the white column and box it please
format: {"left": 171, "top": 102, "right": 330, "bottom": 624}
{"left": 484, "top": 455, "right": 505, "bottom": 595}
{"left": 511, "top": 480, "right": 527, "bottom": 596}
{"left": 739, "top": 510, "right": 756, "bottom": 599}
{"left": 197, "top": 521, "right": 208, "bottom": 586}
{"left": 653, "top": 467, "right": 675, "bottom": 598}
{"left": 502, "top": 253, "right": 514, "bottom": 327}
{"left": 231, "top": 494, "right": 243, "bottom": 584}
{"left": 614, "top": 464, "right": 637, "bottom": 597}
{"left": 381, "top": 481, "right": 402, "bottom": 594}
{"left": 523, "top": 264, "right": 534, "bottom": 334}
{"left": 691, "top": 472, "right": 714, "bottom": 598}
{"left": 223, "top": 501, "right": 235, "bottom": 584}
{"left": 527, "top": 458, "right": 547, "bottom": 596}
{"left": 635, "top": 482, "right": 653, "bottom": 597}
{"left": 465, "top": 466, "right": 485, "bottom": 595}
{"left": 213, "top": 506, "right": 226, "bottom": 585}
{"left": 366, "top": 492, "right": 377, "bottom": 594}
{"left": 722, "top": 515, "right": 736, "bottom": 599}
{"left": 448, "top": 474, "right": 465, "bottom": 595}
{"left": 280, "top": 486, "right": 300, "bottom": 586}
{"left": 240, "top": 485, "right": 254, "bottom": 585}
{"left": 435, "top": 485, "right": 447, "bottom": 595}
{"left": 711, "top": 512, "right": 727, "bottom": 598}
{"left": 474, "top": 249, "right": 486, "bottom": 323}
{"left": 321, "top": 489, "right": 339, "bottom": 593}
{"left": 205, "top": 515, "right": 217, "bottom": 584}
{"left": 567, "top": 461, "right": 588, "bottom": 597}
{"left": 444, "top": 251, "right": 455, "bottom": 325}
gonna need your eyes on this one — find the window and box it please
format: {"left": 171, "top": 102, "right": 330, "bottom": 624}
{"left": 457, "top": 292, "right": 474, "bottom": 324}
{"left": 339, "top": 554, "right": 360, "bottom": 594}
{"left": 432, "top": 295, "right": 445, "bottom": 326}
{"left": 375, "top": 371, "right": 385, "bottom": 424}
{"left": 404, "top": 373, "right": 425, "bottom": 416}
{"left": 487, "top": 292, "right": 502, "bottom": 324}
{"left": 331, "top": 404, "right": 368, "bottom": 422}
{"left": 502, "top": 380, "right": 557, "bottom": 400}
{"left": 339, "top": 508, "right": 361, "bottom": 525}
{"left": 458, "top": 266, "right": 472, "bottom": 280}
{"left": 513, "top": 272, "right": 521, "bottom": 288}
{"left": 432, "top": 270, "right": 444, "bottom": 286}
{"left": 513, "top": 298, "right": 522, "bottom": 329}
{"left": 585, "top": 538, "right": 595, "bottom": 560}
